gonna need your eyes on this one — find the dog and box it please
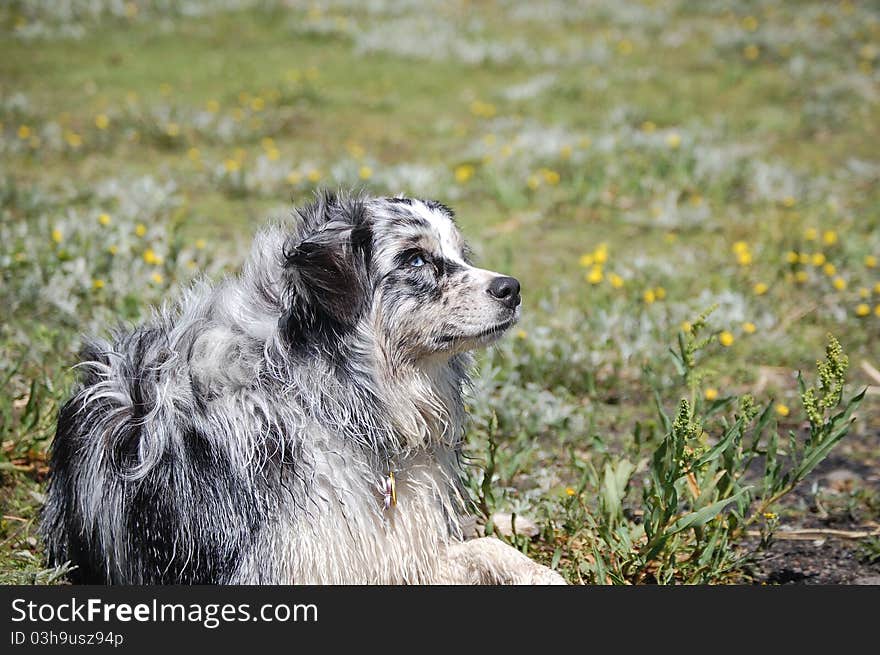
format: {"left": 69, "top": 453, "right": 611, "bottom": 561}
{"left": 41, "top": 191, "right": 565, "bottom": 584}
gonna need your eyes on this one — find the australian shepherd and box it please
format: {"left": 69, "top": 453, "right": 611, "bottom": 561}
{"left": 41, "top": 191, "right": 564, "bottom": 585}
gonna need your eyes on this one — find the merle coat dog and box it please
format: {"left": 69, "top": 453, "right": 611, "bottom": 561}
{"left": 41, "top": 192, "right": 565, "bottom": 584}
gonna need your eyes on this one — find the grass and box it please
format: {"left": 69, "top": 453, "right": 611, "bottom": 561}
{"left": 1, "top": 0, "right": 879, "bottom": 584}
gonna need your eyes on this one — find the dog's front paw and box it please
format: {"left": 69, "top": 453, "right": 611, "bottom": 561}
{"left": 522, "top": 565, "right": 567, "bottom": 585}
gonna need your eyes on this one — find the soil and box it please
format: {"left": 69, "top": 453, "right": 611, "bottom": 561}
{"left": 750, "top": 539, "right": 879, "bottom": 584}
{"left": 744, "top": 440, "right": 880, "bottom": 585}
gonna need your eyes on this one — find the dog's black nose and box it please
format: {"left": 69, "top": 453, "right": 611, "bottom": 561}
{"left": 487, "top": 276, "right": 521, "bottom": 309}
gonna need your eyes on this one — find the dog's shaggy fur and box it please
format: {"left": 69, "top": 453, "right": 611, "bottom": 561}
{"left": 41, "top": 192, "right": 564, "bottom": 584}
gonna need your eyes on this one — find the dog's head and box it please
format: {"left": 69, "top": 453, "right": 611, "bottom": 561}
{"left": 280, "top": 191, "right": 521, "bottom": 364}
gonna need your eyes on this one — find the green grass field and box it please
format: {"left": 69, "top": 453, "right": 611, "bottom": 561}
{"left": 2, "top": 0, "right": 879, "bottom": 584}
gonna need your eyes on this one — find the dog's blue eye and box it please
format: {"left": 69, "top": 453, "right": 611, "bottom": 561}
{"left": 409, "top": 254, "right": 426, "bottom": 268}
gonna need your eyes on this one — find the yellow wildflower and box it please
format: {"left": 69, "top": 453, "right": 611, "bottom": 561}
{"left": 51, "top": 228, "right": 63, "bottom": 244}
{"left": 775, "top": 404, "right": 790, "bottom": 417}
{"left": 865, "top": 255, "right": 877, "bottom": 268}
{"left": 856, "top": 304, "right": 870, "bottom": 317}
{"left": 92, "top": 279, "right": 105, "bottom": 290}
{"left": 98, "top": 213, "right": 111, "bottom": 226}
{"left": 665, "top": 132, "right": 681, "bottom": 149}
{"left": 206, "top": 99, "right": 220, "bottom": 113}
{"left": 804, "top": 227, "right": 818, "bottom": 241}
{"left": 143, "top": 249, "right": 159, "bottom": 265}
{"left": 742, "top": 322, "right": 757, "bottom": 334}
{"left": 785, "top": 251, "right": 799, "bottom": 264}
{"left": 732, "top": 241, "right": 749, "bottom": 254}
{"left": 65, "top": 132, "right": 83, "bottom": 148}
{"left": 704, "top": 388, "right": 719, "bottom": 401}
{"left": 794, "top": 270, "right": 809, "bottom": 283}
{"left": 526, "top": 175, "right": 540, "bottom": 190}
{"left": 565, "top": 487, "right": 576, "bottom": 497}
{"left": 516, "top": 330, "right": 527, "bottom": 340}
{"left": 737, "top": 251, "right": 752, "bottom": 266}
{"left": 250, "top": 97, "right": 265, "bottom": 112}
{"left": 150, "top": 272, "right": 164, "bottom": 285}
{"left": 681, "top": 321, "right": 692, "bottom": 333}
{"left": 641, "top": 121, "right": 656, "bottom": 133}
{"left": 469, "top": 100, "right": 496, "bottom": 118}
{"left": 18, "top": 125, "right": 31, "bottom": 139}
{"left": 832, "top": 276, "right": 847, "bottom": 291}
{"left": 286, "top": 171, "right": 302, "bottom": 185}
{"left": 741, "top": 15, "right": 759, "bottom": 31}
{"left": 782, "top": 196, "right": 796, "bottom": 208}
{"left": 798, "top": 252, "right": 810, "bottom": 265}
{"left": 359, "top": 166, "right": 373, "bottom": 180}
{"left": 345, "top": 142, "right": 365, "bottom": 159}
{"left": 593, "top": 243, "right": 608, "bottom": 264}
{"left": 95, "top": 114, "right": 109, "bottom": 130}
{"left": 655, "top": 286, "right": 666, "bottom": 300}
{"left": 306, "top": 169, "right": 321, "bottom": 183}
{"left": 753, "top": 282, "right": 769, "bottom": 295}
{"left": 542, "top": 169, "right": 560, "bottom": 186}
{"left": 822, "top": 230, "right": 838, "bottom": 246}
{"left": 810, "top": 252, "right": 826, "bottom": 266}
{"left": 586, "top": 266, "right": 603, "bottom": 285}
{"left": 822, "top": 262, "right": 837, "bottom": 276}
{"left": 719, "top": 331, "right": 735, "bottom": 347}
{"left": 454, "top": 165, "right": 474, "bottom": 184}
{"left": 608, "top": 273, "right": 624, "bottom": 289}
{"left": 578, "top": 253, "right": 594, "bottom": 267}
{"left": 165, "top": 123, "right": 180, "bottom": 137}
{"left": 135, "top": 223, "right": 147, "bottom": 237}
{"left": 108, "top": 245, "right": 118, "bottom": 255}
{"left": 743, "top": 44, "right": 760, "bottom": 60}
{"left": 224, "top": 159, "right": 240, "bottom": 173}
{"left": 859, "top": 287, "right": 870, "bottom": 299}
{"left": 643, "top": 289, "right": 656, "bottom": 304}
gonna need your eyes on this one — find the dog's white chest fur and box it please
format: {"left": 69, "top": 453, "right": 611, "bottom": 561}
{"left": 237, "top": 446, "right": 463, "bottom": 584}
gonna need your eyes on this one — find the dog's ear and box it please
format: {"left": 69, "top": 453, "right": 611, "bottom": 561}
{"left": 281, "top": 191, "right": 373, "bottom": 346}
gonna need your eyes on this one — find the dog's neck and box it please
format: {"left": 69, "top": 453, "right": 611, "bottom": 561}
{"left": 272, "top": 325, "right": 469, "bottom": 459}
{"left": 375, "top": 355, "right": 467, "bottom": 453}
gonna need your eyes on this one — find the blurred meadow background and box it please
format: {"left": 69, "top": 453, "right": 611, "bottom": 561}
{"left": 1, "top": 0, "right": 879, "bottom": 584}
